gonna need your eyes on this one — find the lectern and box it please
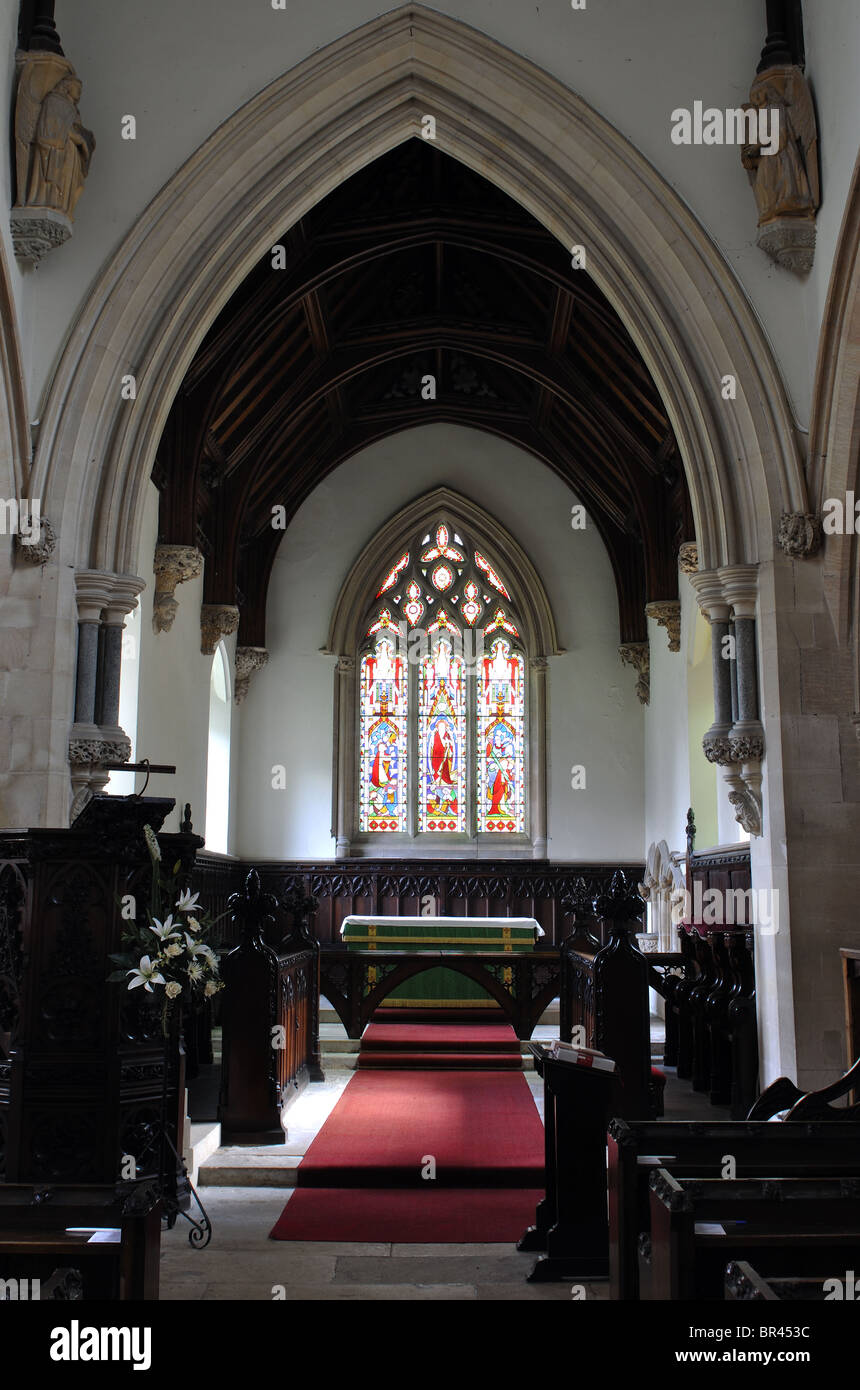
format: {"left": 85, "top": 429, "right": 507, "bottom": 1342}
{"left": 518, "top": 1042, "right": 618, "bottom": 1281}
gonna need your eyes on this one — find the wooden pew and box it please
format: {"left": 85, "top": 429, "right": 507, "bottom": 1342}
{"left": 608, "top": 1117, "right": 860, "bottom": 1300}
{"left": 646, "top": 1169, "right": 860, "bottom": 1301}
{"left": 0, "top": 1182, "right": 161, "bottom": 1300}
{"left": 747, "top": 1055, "right": 860, "bottom": 1120}
{"left": 724, "top": 1261, "right": 832, "bottom": 1301}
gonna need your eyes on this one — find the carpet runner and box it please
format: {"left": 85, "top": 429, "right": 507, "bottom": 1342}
{"left": 270, "top": 1010, "right": 544, "bottom": 1242}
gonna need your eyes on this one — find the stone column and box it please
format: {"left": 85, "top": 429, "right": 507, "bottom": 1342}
{"left": 334, "top": 656, "right": 355, "bottom": 859}
{"left": 69, "top": 571, "right": 144, "bottom": 815}
{"left": 720, "top": 565, "right": 764, "bottom": 836}
{"left": 530, "top": 657, "right": 548, "bottom": 858}
{"left": 690, "top": 570, "right": 733, "bottom": 765}
{"left": 73, "top": 571, "right": 113, "bottom": 728}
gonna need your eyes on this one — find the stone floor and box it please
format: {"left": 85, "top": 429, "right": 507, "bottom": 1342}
{"left": 163, "top": 1010, "right": 727, "bottom": 1300}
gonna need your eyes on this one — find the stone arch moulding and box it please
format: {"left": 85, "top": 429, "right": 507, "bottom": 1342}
{"left": 0, "top": 233, "right": 30, "bottom": 500}
{"left": 327, "top": 486, "right": 562, "bottom": 861}
{"left": 810, "top": 154, "right": 860, "bottom": 654}
{"left": 32, "top": 3, "right": 807, "bottom": 590}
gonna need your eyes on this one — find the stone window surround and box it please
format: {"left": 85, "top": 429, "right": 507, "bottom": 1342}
{"left": 326, "top": 487, "right": 562, "bottom": 861}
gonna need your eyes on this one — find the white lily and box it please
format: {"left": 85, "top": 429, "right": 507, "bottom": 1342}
{"left": 127, "top": 956, "right": 165, "bottom": 992}
{"left": 150, "top": 915, "right": 179, "bottom": 942}
{"left": 176, "top": 889, "right": 201, "bottom": 913}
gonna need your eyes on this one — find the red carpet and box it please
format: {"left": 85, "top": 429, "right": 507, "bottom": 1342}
{"left": 361, "top": 1021, "right": 519, "bottom": 1051}
{"left": 270, "top": 1186, "right": 544, "bottom": 1242}
{"left": 270, "top": 1010, "right": 544, "bottom": 1242}
{"left": 358, "top": 1019, "right": 523, "bottom": 1069}
{"left": 294, "top": 1070, "right": 543, "bottom": 1187}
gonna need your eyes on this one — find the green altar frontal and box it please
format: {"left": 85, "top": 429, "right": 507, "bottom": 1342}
{"left": 340, "top": 915, "right": 542, "bottom": 1006}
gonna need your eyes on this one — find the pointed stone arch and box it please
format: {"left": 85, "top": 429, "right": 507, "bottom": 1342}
{"left": 32, "top": 4, "right": 805, "bottom": 590}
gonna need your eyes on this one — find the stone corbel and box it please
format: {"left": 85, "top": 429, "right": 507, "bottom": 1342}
{"left": 234, "top": 646, "right": 269, "bottom": 703}
{"left": 14, "top": 515, "right": 56, "bottom": 565}
{"left": 644, "top": 600, "right": 681, "bottom": 652}
{"left": 153, "top": 544, "right": 203, "bottom": 633}
{"left": 200, "top": 603, "right": 239, "bottom": 655}
{"left": 618, "top": 641, "right": 650, "bottom": 704}
{"left": 677, "top": 542, "right": 698, "bottom": 575}
{"left": 777, "top": 512, "right": 822, "bottom": 557}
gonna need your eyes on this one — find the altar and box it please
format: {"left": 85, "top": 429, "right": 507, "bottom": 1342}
{"left": 340, "top": 915, "right": 544, "bottom": 1007}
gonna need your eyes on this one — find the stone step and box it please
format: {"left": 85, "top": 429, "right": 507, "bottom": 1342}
{"left": 184, "top": 1120, "right": 222, "bottom": 1187}
{"left": 198, "top": 1148, "right": 303, "bottom": 1188}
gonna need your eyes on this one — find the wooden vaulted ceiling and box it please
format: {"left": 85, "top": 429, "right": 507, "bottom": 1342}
{"left": 154, "top": 140, "right": 693, "bottom": 646}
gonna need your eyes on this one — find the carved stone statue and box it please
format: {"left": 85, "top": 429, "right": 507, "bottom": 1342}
{"left": 11, "top": 50, "right": 95, "bottom": 263}
{"left": 741, "top": 65, "right": 819, "bottom": 274}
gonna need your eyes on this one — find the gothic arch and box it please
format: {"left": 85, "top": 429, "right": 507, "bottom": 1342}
{"left": 811, "top": 156, "right": 860, "bottom": 673}
{"left": 327, "top": 487, "right": 560, "bottom": 860}
{"left": 0, "top": 235, "right": 29, "bottom": 500}
{"left": 32, "top": 4, "right": 805, "bottom": 590}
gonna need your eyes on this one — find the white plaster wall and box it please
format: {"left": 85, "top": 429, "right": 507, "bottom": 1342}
{"left": 3, "top": 1, "right": 857, "bottom": 427}
{"left": 233, "top": 424, "right": 644, "bottom": 861}
{"left": 643, "top": 577, "right": 693, "bottom": 855}
{"left": 132, "top": 481, "right": 239, "bottom": 846}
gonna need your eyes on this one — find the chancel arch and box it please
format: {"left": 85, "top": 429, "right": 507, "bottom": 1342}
{"left": 327, "top": 488, "right": 561, "bottom": 858}
{"left": 14, "top": 5, "right": 818, "bottom": 1081}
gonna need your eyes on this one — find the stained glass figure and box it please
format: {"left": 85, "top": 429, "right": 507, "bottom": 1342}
{"left": 419, "top": 637, "right": 466, "bottom": 833}
{"left": 377, "top": 552, "right": 409, "bottom": 596}
{"left": 475, "top": 551, "right": 511, "bottom": 599}
{"left": 477, "top": 637, "right": 525, "bottom": 834}
{"left": 359, "top": 636, "right": 407, "bottom": 832}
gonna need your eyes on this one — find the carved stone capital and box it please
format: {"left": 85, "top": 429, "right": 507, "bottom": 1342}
{"left": 756, "top": 217, "right": 816, "bottom": 275}
{"left": 335, "top": 655, "right": 355, "bottom": 676}
{"left": 14, "top": 515, "right": 56, "bottom": 565}
{"left": 777, "top": 511, "right": 822, "bottom": 558}
{"left": 702, "top": 730, "right": 735, "bottom": 766}
{"left": 153, "top": 544, "right": 203, "bottom": 633}
{"left": 677, "top": 542, "right": 698, "bottom": 575}
{"left": 200, "top": 603, "right": 239, "bottom": 655}
{"left": 618, "top": 642, "right": 650, "bottom": 705}
{"left": 234, "top": 646, "right": 269, "bottom": 703}
{"left": 645, "top": 600, "right": 681, "bottom": 652}
{"left": 68, "top": 732, "right": 132, "bottom": 766}
{"left": 730, "top": 731, "right": 765, "bottom": 764}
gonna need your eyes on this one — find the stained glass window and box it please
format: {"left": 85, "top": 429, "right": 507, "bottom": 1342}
{"left": 359, "top": 635, "right": 408, "bottom": 833}
{"left": 477, "top": 637, "right": 525, "bottom": 834}
{"left": 358, "top": 519, "right": 528, "bottom": 839}
{"left": 418, "top": 637, "right": 466, "bottom": 833}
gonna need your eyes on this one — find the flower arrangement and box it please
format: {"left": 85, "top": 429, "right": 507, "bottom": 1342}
{"left": 108, "top": 823, "right": 224, "bottom": 1031}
